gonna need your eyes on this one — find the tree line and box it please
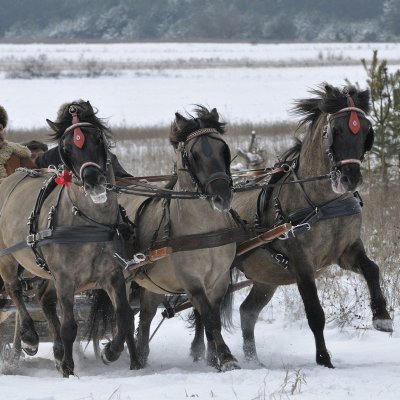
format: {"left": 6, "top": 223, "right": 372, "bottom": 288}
{"left": 0, "top": 0, "right": 399, "bottom": 41}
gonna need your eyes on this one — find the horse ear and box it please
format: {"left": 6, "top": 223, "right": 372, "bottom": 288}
{"left": 86, "top": 101, "right": 93, "bottom": 111}
{"left": 324, "top": 84, "right": 334, "bottom": 96}
{"left": 175, "top": 113, "right": 188, "bottom": 129}
{"left": 46, "top": 119, "right": 58, "bottom": 132}
{"left": 210, "top": 108, "right": 219, "bottom": 121}
{"left": 175, "top": 112, "right": 187, "bottom": 121}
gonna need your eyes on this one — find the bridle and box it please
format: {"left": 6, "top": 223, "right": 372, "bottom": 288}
{"left": 322, "top": 96, "right": 374, "bottom": 186}
{"left": 58, "top": 106, "right": 110, "bottom": 183}
{"left": 178, "top": 128, "right": 232, "bottom": 196}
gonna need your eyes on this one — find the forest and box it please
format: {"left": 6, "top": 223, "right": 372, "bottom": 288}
{"left": 0, "top": 0, "right": 399, "bottom": 42}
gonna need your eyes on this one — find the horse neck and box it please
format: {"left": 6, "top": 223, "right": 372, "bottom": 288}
{"left": 295, "top": 115, "right": 339, "bottom": 204}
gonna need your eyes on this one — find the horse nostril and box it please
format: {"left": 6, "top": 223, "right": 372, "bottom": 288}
{"left": 214, "top": 195, "right": 223, "bottom": 204}
{"left": 341, "top": 175, "right": 350, "bottom": 185}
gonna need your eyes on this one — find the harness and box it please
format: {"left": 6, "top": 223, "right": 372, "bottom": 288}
{"left": 252, "top": 98, "right": 371, "bottom": 271}
{"left": 0, "top": 107, "right": 125, "bottom": 275}
{"left": 0, "top": 170, "right": 125, "bottom": 275}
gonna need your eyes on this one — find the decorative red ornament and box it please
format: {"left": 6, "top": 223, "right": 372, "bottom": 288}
{"left": 70, "top": 110, "right": 86, "bottom": 148}
{"left": 347, "top": 96, "right": 360, "bottom": 135}
{"left": 55, "top": 169, "right": 73, "bottom": 187}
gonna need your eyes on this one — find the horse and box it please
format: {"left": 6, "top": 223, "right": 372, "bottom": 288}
{"left": 191, "top": 84, "right": 393, "bottom": 368}
{"left": 0, "top": 100, "right": 139, "bottom": 376}
{"left": 119, "top": 106, "right": 240, "bottom": 371}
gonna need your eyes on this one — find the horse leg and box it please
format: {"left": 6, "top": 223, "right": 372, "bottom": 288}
{"left": 37, "top": 280, "right": 64, "bottom": 364}
{"left": 101, "top": 270, "right": 141, "bottom": 370}
{"left": 339, "top": 239, "right": 393, "bottom": 332}
{"left": 3, "top": 277, "right": 39, "bottom": 356}
{"left": 190, "top": 309, "right": 206, "bottom": 362}
{"left": 136, "top": 288, "right": 164, "bottom": 367}
{"left": 296, "top": 269, "right": 334, "bottom": 368}
{"left": 239, "top": 282, "right": 277, "bottom": 363}
{"left": 190, "top": 289, "right": 239, "bottom": 371}
{"left": 57, "top": 282, "right": 77, "bottom": 377}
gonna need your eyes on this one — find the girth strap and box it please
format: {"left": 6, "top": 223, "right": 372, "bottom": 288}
{"left": 152, "top": 227, "right": 250, "bottom": 253}
{"left": 0, "top": 225, "right": 117, "bottom": 258}
{"left": 286, "top": 193, "right": 362, "bottom": 227}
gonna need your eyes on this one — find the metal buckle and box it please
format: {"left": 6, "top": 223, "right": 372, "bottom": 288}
{"left": 26, "top": 234, "right": 36, "bottom": 246}
{"left": 114, "top": 252, "right": 147, "bottom": 269}
{"left": 274, "top": 253, "right": 289, "bottom": 268}
{"left": 278, "top": 223, "right": 311, "bottom": 240}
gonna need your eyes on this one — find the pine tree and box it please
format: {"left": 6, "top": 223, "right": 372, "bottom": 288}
{"left": 361, "top": 50, "right": 400, "bottom": 183}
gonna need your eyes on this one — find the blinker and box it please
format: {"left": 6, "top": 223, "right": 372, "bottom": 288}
{"left": 347, "top": 96, "right": 360, "bottom": 135}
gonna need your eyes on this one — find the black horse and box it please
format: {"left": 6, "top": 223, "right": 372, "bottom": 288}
{"left": 191, "top": 84, "right": 392, "bottom": 368}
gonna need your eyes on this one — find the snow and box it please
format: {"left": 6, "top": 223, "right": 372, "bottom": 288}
{"left": 1, "top": 42, "right": 399, "bottom": 63}
{"left": 1, "top": 42, "right": 400, "bottom": 399}
{"left": 1, "top": 303, "right": 399, "bottom": 400}
{"left": 1, "top": 42, "right": 400, "bottom": 129}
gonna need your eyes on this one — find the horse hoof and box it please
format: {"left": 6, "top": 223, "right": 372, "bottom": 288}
{"left": 317, "top": 353, "right": 335, "bottom": 368}
{"left": 60, "top": 364, "right": 74, "bottom": 378}
{"left": 373, "top": 318, "right": 393, "bottom": 333}
{"left": 220, "top": 360, "right": 241, "bottom": 372}
{"left": 101, "top": 343, "right": 120, "bottom": 365}
{"left": 22, "top": 343, "right": 38, "bottom": 356}
{"left": 101, "top": 349, "right": 112, "bottom": 365}
{"left": 130, "top": 360, "right": 143, "bottom": 370}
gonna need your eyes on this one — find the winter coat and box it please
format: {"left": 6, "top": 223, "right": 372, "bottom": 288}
{"left": 0, "top": 142, "right": 35, "bottom": 179}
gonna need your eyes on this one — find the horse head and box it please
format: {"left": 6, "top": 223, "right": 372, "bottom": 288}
{"left": 46, "top": 100, "right": 112, "bottom": 204}
{"left": 170, "top": 106, "right": 233, "bottom": 212}
{"left": 294, "top": 83, "right": 374, "bottom": 194}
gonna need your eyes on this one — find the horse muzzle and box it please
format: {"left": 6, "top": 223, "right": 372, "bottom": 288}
{"left": 331, "top": 163, "right": 363, "bottom": 194}
{"left": 80, "top": 163, "right": 108, "bottom": 204}
{"left": 206, "top": 178, "right": 233, "bottom": 212}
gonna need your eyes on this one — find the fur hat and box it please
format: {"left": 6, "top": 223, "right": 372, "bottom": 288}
{"left": 0, "top": 105, "right": 8, "bottom": 128}
{"left": 20, "top": 140, "right": 48, "bottom": 152}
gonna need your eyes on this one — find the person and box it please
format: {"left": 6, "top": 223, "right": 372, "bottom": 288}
{"left": 20, "top": 139, "right": 48, "bottom": 162}
{"left": 0, "top": 105, "right": 35, "bottom": 179}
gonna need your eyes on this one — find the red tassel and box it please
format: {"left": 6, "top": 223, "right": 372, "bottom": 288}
{"left": 55, "top": 169, "right": 73, "bottom": 187}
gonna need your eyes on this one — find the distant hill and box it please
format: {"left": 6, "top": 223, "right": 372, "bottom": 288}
{"left": 0, "top": 0, "right": 398, "bottom": 42}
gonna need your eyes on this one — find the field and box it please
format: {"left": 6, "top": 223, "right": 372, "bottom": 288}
{"left": 0, "top": 42, "right": 400, "bottom": 400}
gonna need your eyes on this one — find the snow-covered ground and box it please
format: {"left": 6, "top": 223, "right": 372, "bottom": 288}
{"left": 1, "top": 296, "right": 399, "bottom": 400}
{"left": 1, "top": 42, "right": 399, "bottom": 64}
{"left": 1, "top": 42, "right": 400, "bottom": 129}
{"left": 1, "top": 42, "right": 399, "bottom": 399}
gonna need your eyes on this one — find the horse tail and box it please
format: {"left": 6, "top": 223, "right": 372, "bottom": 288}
{"left": 84, "top": 289, "right": 114, "bottom": 345}
{"left": 220, "top": 266, "right": 241, "bottom": 331}
{"left": 187, "top": 266, "right": 239, "bottom": 331}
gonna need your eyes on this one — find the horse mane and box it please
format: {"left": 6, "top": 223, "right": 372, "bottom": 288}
{"left": 279, "top": 139, "right": 302, "bottom": 162}
{"left": 48, "top": 100, "right": 112, "bottom": 141}
{"left": 291, "top": 83, "right": 371, "bottom": 129}
{"left": 169, "top": 105, "right": 226, "bottom": 147}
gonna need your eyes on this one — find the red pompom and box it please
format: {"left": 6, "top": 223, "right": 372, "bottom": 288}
{"left": 55, "top": 169, "right": 73, "bottom": 186}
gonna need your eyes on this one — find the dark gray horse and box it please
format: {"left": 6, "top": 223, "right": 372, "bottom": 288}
{"left": 120, "top": 106, "right": 240, "bottom": 371}
{"left": 0, "top": 101, "right": 139, "bottom": 376}
{"left": 192, "top": 84, "right": 392, "bottom": 368}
